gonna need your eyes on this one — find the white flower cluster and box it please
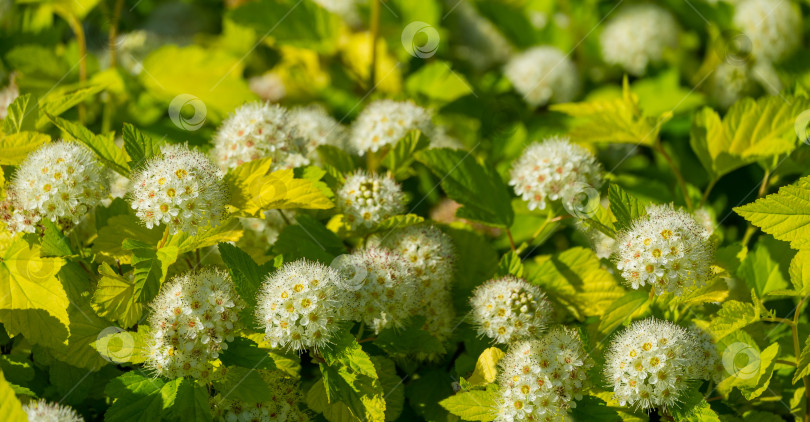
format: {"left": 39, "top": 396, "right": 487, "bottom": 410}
{"left": 372, "top": 224, "right": 457, "bottom": 347}
{"left": 497, "top": 327, "right": 592, "bottom": 422}
{"left": 22, "top": 399, "right": 84, "bottom": 422}
{"left": 470, "top": 276, "right": 552, "bottom": 344}
{"left": 733, "top": 0, "right": 801, "bottom": 63}
{"left": 146, "top": 269, "right": 244, "bottom": 381}
{"left": 504, "top": 46, "right": 580, "bottom": 108}
{"left": 130, "top": 144, "right": 227, "bottom": 235}
{"left": 451, "top": 1, "right": 512, "bottom": 71}
{"left": 289, "top": 105, "right": 349, "bottom": 156}
{"left": 337, "top": 171, "right": 405, "bottom": 230}
{"left": 332, "top": 247, "right": 417, "bottom": 334}
{"left": 599, "top": 4, "right": 679, "bottom": 76}
{"left": 509, "top": 137, "right": 603, "bottom": 212}
{"left": 255, "top": 259, "right": 351, "bottom": 351}
{"left": 211, "top": 370, "right": 309, "bottom": 422}
{"left": 349, "top": 100, "right": 434, "bottom": 155}
{"left": 604, "top": 318, "right": 704, "bottom": 409}
{"left": 313, "top": 0, "right": 362, "bottom": 27}
{"left": 691, "top": 326, "right": 724, "bottom": 383}
{"left": 708, "top": 62, "right": 757, "bottom": 108}
{"left": 616, "top": 205, "right": 713, "bottom": 295}
{"left": 213, "top": 102, "right": 309, "bottom": 170}
{"left": 3, "top": 141, "right": 108, "bottom": 234}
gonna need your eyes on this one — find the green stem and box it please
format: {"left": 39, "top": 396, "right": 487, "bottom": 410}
{"left": 276, "top": 209, "right": 292, "bottom": 226}
{"left": 790, "top": 297, "right": 810, "bottom": 422}
{"left": 699, "top": 178, "right": 718, "bottom": 208}
{"left": 655, "top": 139, "right": 693, "bottom": 211}
{"left": 355, "top": 322, "right": 365, "bottom": 341}
{"left": 158, "top": 226, "right": 170, "bottom": 249}
{"left": 62, "top": 12, "right": 87, "bottom": 125}
{"left": 102, "top": 0, "right": 124, "bottom": 134}
{"left": 506, "top": 229, "right": 516, "bottom": 252}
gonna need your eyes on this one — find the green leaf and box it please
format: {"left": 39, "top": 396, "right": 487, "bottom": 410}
{"left": 382, "top": 130, "right": 430, "bottom": 179}
{"left": 218, "top": 337, "right": 297, "bottom": 373}
{"left": 306, "top": 379, "right": 356, "bottom": 422}
{"left": 320, "top": 328, "right": 386, "bottom": 422}
{"left": 373, "top": 356, "right": 405, "bottom": 421}
{"left": 228, "top": 0, "right": 340, "bottom": 54}
{"left": 274, "top": 214, "right": 346, "bottom": 264}
{"left": 92, "top": 215, "right": 163, "bottom": 263}
{"left": 740, "top": 343, "right": 779, "bottom": 400}
{"left": 105, "top": 371, "right": 166, "bottom": 422}
{"left": 467, "top": 347, "right": 505, "bottom": 387}
{"left": 789, "top": 250, "right": 810, "bottom": 297}
{"left": 140, "top": 45, "right": 256, "bottom": 121}
{"left": 669, "top": 385, "right": 720, "bottom": 422}
{"left": 550, "top": 77, "right": 668, "bottom": 146}
{"left": 92, "top": 328, "right": 148, "bottom": 364}
{"left": 371, "top": 214, "right": 425, "bottom": 233}
{"left": 795, "top": 336, "right": 810, "bottom": 385}
{"left": 122, "top": 239, "right": 179, "bottom": 304}
{"left": 416, "top": 148, "right": 514, "bottom": 228}
{"left": 47, "top": 114, "right": 130, "bottom": 176}
{"left": 166, "top": 379, "right": 212, "bottom": 422}
{"left": 690, "top": 96, "right": 810, "bottom": 179}
{"left": 446, "top": 227, "right": 498, "bottom": 311}
{"left": 608, "top": 184, "right": 648, "bottom": 231}
{"left": 225, "top": 161, "right": 334, "bottom": 216}
{"left": 632, "top": 69, "right": 705, "bottom": 117}
{"left": 569, "top": 396, "right": 621, "bottom": 421}
{"left": 735, "top": 176, "right": 810, "bottom": 250}
{"left": 164, "top": 217, "right": 243, "bottom": 254}
{"left": 37, "top": 84, "right": 105, "bottom": 128}
{"left": 317, "top": 145, "right": 356, "bottom": 176}
{"left": 0, "top": 236, "right": 69, "bottom": 349}
{"left": 122, "top": 123, "right": 163, "bottom": 169}
{"left": 218, "top": 243, "right": 271, "bottom": 310}
{"left": 2, "top": 93, "right": 38, "bottom": 134}
{"left": 737, "top": 236, "right": 792, "bottom": 298}
{"left": 709, "top": 300, "right": 759, "bottom": 340}
{"left": 496, "top": 251, "right": 524, "bottom": 278}
{"left": 0, "top": 132, "right": 50, "bottom": 165}
{"left": 0, "top": 371, "right": 26, "bottom": 422}
{"left": 405, "top": 61, "right": 473, "bottom": 105}
{"left": 91, "top": 263, "right": 144, "bottom": 328}
{"left": 214, "top": 367, "right": 274, "bottom": 403}
{"left": 598, "top": 290, "right": 650, "bottom": 334}
{"left": 40, "top": 220, "right": 72, "bottom": 257}
{"left": 438, "top": 390, "right": 498, "bottom": 422}
{"left": 526, "top": 247, "right": 625, "bottom": 321}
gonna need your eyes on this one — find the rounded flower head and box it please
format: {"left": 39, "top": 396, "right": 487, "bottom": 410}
{"left": 146, "top": 268, "right": 244, "bottom": 381}
{"left": 213, "top": 102, "right": 308, "bottom": 170}
{"left": 130, "top": 144, "right": 227, "bottom": 235}
{"left": 249, "top": 72, "right": 286, "bottom": 102}
{"left": 211, "top": 370, "right": 310, "bottom": 422}
{"left": 371, "top": 223, "right": 455, "bottom": 294}
{"left": 349, "top": 100, "right": 434, "bottom": 155}
{"left": 708, "top": 61, "right": 758, "bottom": 108}
{"left": 504, "top": 46, "right": 580, "bottom": 107}
{"left": 337, "top": 171, "right": 405, "bottom": 230}
{"left": 288, "top": 105, "right": 348, "bottom": 155}
{"left": 6, "top": 141, "right": 108, "bottom": 234}
{"left": 690, "top": 326, "right": 724, "bottom": 383}
{"left": 255, "top": 259, "right": 351, "bottom": 351}
{"left": 604, "top": 318, "right": 701, "bottom": 409}
{"left": 733, "top": 0, "right": 801, "bottom": 63}
{"left": 332, "top": 247, "right": 418, "bottom": 334}
{"left": 497, "top": 327, "right": 592, "bottom": 422}
{"left": 470, "top": 275, "right": 552, "bottom": 344}
{"left": 23, "top": 399, "right": 84, "bottom": 422}
{"left": 615, "top": 204, "right": 714, "bottom": 295}
{"left": 600, "top": 4, "right": 679, "bottom": 76}
{"left": 509, "top": 137, "right": 603, "bottom": 212}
